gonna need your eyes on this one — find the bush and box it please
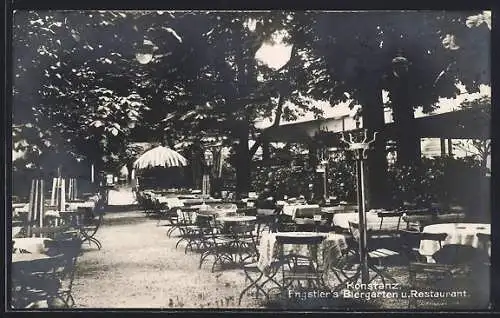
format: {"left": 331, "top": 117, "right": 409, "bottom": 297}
{"left": 251, "top": 152, "right": 357, "bottom": 202}
{"left": 387, "top": 156, "right": 486, "bottom": 212}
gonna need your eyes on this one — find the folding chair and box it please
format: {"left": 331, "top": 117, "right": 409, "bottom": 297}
{"left": 348, "top": 221, "right": 400, "bottom": 285}
{"left": 408, "top": 241, "right": 487, "bottom": 309}
{"left": 275, "top": 234, "right": 327, "bottom": 294}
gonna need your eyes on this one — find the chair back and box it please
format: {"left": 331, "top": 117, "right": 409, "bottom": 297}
{"left": 419, "top": 232, "right": 447, "bottom": 249}
{"left": 294, "top": 218, "right": 317, "bottom": 232}
{"left": 238, "top": 207, "right": 257, "bottom": 216}
{"left": 432, "top": 244, "right": 487, "bottom": 265}
{"left": 228, "top": 223, "right": 255, "bottom": 236}
{"left": 377, "top": 211, "right": 403, "bottom": 231}
{"left": 476, "top": 233, "right": 491, "bottom": 256}
{"left": 399, "top": 229, "right": 422, "bottom": 259}
{"left": 348, "top": 221, "right": 360, "bottom": 239}
{"left": 275, "top": 234, "right": 325, "bottom": 246}
{"left": 195, "top": 214, "right": 213, "bottom": 230}
{"left": 295, "top": 207, "right": 321, "bottom": 218}
{"left": 275, "top": 234, "right": 325, "bottom": 267}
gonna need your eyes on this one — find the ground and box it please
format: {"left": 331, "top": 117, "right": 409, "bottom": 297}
{"left": 69, "top": 187, "right": 490, "bottom": 309}
{"left": 72, "top": 211, "right": 257, "bottom": 308}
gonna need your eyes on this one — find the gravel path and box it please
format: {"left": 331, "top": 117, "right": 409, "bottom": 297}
{"left": 70, "top": 210, "right": 489, "bottom": 310}
{"left": 72, "top": 211, "right": 259, "bottom": 309}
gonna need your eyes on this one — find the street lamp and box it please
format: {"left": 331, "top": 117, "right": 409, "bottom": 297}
{"left": 340, "top": 129, "right": 379, "bottom": 284}
{"left": 391, "top": 54, "right": 409, "bottom": 79}
{"left": 202, "top": 149, "right": 214, "bottom": 197}
{"left": 135, "top": 39, "right": 156, "bottom": 65}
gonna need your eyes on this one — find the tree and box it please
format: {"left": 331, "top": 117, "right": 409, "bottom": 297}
{"left": 275, "top": 11, "right": 490, "bottom": 208}
{"left": 453, "top": 95, "right": 491, "bottom": 175}
{"left": 160, "top": 12, "right": 326, "bottom": 196}
{"left": 12, "top": 11, "right": 190, "bottom": 175}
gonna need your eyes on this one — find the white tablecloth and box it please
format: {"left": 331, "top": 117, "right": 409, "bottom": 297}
{"left": 157, "top": 197, "right": 185, "bottom": 208}
{"left": 12, "top": 237, "right": 52, "bottom": 254}
{"left": 419, "top": 223, "right": 490, "bottom": 260}
{"left": 12, "top": 227, "right": 23, "bottom": 238}
{"left": 282, "top": 204, "right": 320, "bottom": 219}
{"left": 257, "top": 232, "right": 348, "bottom": 272}
{"left": 66, "top": 201, "right": 96, "bottom": 210}
{"left": 13, "top": 203, "right": 30, "bottom": 216}
{"left": 332, "top": 211, "right": 404, "bottom": 231}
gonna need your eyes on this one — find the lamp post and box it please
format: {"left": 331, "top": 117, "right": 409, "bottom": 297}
{"left": 203, "top": 149, "right": 214, "bottom": 198}
{"left": 340, "top": 129, "right": 379, "bottom": 284}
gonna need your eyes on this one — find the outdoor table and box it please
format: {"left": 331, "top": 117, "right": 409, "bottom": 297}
{"left": 157, "top": 197, "right": 184, "bottom": 208}
{"left": 66, "top": 201, "right": 96, "bottom": 211}
{"left": 13, "top": 203, "right": 28, "bottom": 209}
{"left": 218, "top": 216, "right": 257, "bottom": 223}
{"left": 281, "top": 204, "right": 320, "bottom": 219}
{"left": 12, "top": 253, "right": 55, "bottom": 264}
{"left": 13, "top": 237, "right": 52, "bottom": 254}
{"left": 320, "top": 205, "right": 355, "bottom": 214}
{"left": 58, "top": 210, "right": 86, "bottom": 227}
{"left": 332, "top": 210, "right": 410, "bottom": 231}
{"left": 12, "top": 227, "right": 23, "bottom": 238}
{"left": 257, "top": 232, "right": 348, "bottom": 273}
{"left": 419, "top": 223, "right": 490, "bottom": 262}
{"left": 13, "top": 205, "right": 30, "bottom": 217}
{"left": 246, "top": 231, "right": 348, "bottom": 300}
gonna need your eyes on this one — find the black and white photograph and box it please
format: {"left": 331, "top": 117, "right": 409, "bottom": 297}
{"left": 8, "top": 10, "right": 491, "bottom": 310}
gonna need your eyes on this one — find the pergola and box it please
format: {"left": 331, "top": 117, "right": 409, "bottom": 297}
{"left": 260, "top": 106, "right": 490, "bottom": 209}
{"left": 261, "top": 107, "right": 490, "bottom": 146}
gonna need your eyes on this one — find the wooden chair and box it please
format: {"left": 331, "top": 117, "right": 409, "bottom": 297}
{"left": 78, "top": 207, "right": 104, "bottom": 250}
{"left": 166, "top": 207, "right": 198, "bottom": 238}
{"left": 198, "top": 215, "right": 235, "bottom": 272}
{"left": 348, "top": 221, "right": 400, "bottom": 285}
{"left": 407, "top": 232, "right": 485, "bottom": 309}
{"left": 275, "top": 234, "right": 327, "bottom": 293}
{"left": 398, "top": 228, "right": 423, "bottom": 262}
{"left": 44, "top": 238, "right": 83, "bottom": 307}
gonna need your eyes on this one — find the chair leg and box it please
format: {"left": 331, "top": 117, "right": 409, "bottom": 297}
{"left": 239, "top": 270, "right": 265, "bottom": 305}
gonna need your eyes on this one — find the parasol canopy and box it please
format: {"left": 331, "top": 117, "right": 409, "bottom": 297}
{"left": 134, "top": 146, "right": 188, "bottom": 170}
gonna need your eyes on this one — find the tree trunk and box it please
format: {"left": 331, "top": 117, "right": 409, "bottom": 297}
{"left": 249, "top": 93, "right": 286, "bottom": 159}
{"left": 390, "top": 74, "right": 421, "bottom": 166}
{"left": 307, "top": 141, "right": 322, "bottom": 201}
{"left": 262, "top": 140, "right": 270, "bottom": 161}
{"left": 235, "top": 123, "right": 251, "bottom": 198}
{"left": 126, "top": 162, "right": 134, "bottom": 184}
{"left": 359, "top": 87, "right": 389, "bottom": 209}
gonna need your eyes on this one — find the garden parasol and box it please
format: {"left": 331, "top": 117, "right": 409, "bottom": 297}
{"left": 133, "top": 145, "right": 188, "bottom": 170}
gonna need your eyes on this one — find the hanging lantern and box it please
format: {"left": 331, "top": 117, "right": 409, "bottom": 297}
{"left": 135, "top": 39, "right": 156, "bottom": 64}
{"left": 392, "top": 54, "right": 409, "bottom": 78}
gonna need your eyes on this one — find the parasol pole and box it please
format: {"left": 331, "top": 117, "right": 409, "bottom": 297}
{"left": 74, "top": 178, "right": 78, "bottom": 200}
{"left": 38, "top": 179, "right": 45, "bottom": 237}
{"left": 51, "top": 177, "right": 57, "bottom": 206}
{"left": 27, "top": 179, "right": 35, "bottom": 237}
{"left": 60, "top": 178, "right": 66, "bottom": 212}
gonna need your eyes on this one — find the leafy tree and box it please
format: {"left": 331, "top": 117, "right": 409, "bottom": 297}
{"left": 453, "top": 95, "right": 491, "bottom": 175}
{"left": 275, "top": 11, "right": 490, "bottom": 208}
{"left": 12, "top": 11, "right": 188, "bottom": 175}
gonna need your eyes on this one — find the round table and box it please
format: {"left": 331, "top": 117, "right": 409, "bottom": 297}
{"left": 12, "top": 253, "right": 55, "bottom": 263}
{"left": 13, "top": 238, "right": 52, "bottom": 254}
{"left": 58, "top": 210, "right": 86, "bottom": 226}
{"left": 419, "top": 223, "right": 490, "bottom": 261}
{"left": 218, "top": 216, "right": 257, "bottom": 223}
